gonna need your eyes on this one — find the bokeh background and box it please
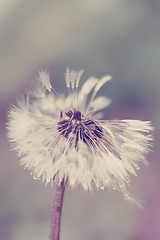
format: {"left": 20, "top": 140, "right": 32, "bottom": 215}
{"left": 0, "top": 1, "right": 160, "bottom": 240}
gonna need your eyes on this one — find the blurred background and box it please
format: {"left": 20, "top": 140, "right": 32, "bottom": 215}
{"left": 0, "top": 0, "right": 160, "bottom": 239}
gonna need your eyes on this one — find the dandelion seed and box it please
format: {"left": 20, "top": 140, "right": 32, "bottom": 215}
{"left": 124, "top": 195, "right": 144, "bottom": 209}
{"left": 27, "top": 80, "right": 46, "bottom": 98}
{"left": 7, "top": 68, "right": 153, "bottom": 196}
{"left": 37, "top": 70, "right": 52, "bottom": 92}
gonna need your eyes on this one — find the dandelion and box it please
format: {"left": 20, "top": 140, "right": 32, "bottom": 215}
{"left": 7, "top": 68, "right": 153, "bottom": 240}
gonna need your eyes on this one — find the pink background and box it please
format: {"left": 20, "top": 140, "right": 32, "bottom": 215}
{"left": 0, "top": 1, "right": 160, "bottom": 240}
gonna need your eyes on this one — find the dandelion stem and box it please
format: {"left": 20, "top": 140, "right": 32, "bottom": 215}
{"left": 50, "top": 179, "right": 66, "bottom": 240}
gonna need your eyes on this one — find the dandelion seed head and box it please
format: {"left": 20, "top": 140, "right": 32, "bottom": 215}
{"left": 7, "top": 68, "right": 154, "bottom": 195}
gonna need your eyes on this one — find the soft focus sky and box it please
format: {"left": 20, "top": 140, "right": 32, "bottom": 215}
{"left": 0, "top": 1, "right": 160, "bottom": 240}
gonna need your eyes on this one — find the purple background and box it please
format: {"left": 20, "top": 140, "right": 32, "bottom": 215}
{"left": 0, "top": 1, "right": 160, "bottom": 240}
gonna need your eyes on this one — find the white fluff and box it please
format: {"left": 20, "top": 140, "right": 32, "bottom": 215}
{"left": 7, "top": 68, "right": 153, "bottom": 196}
{"left": 27, "top": 80, "right": 46, "bottom": 98}
{"left": 37, "top": 70, "right": 52, "bottom": 92}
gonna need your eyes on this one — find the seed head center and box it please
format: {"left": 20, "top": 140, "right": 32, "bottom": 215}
{"left": 57, "top": 109, "right": 103, "bottom": 148}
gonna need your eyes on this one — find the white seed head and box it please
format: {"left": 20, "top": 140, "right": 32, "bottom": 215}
{"left": 7, "top": 68, "right": 154, "bottom": 196}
